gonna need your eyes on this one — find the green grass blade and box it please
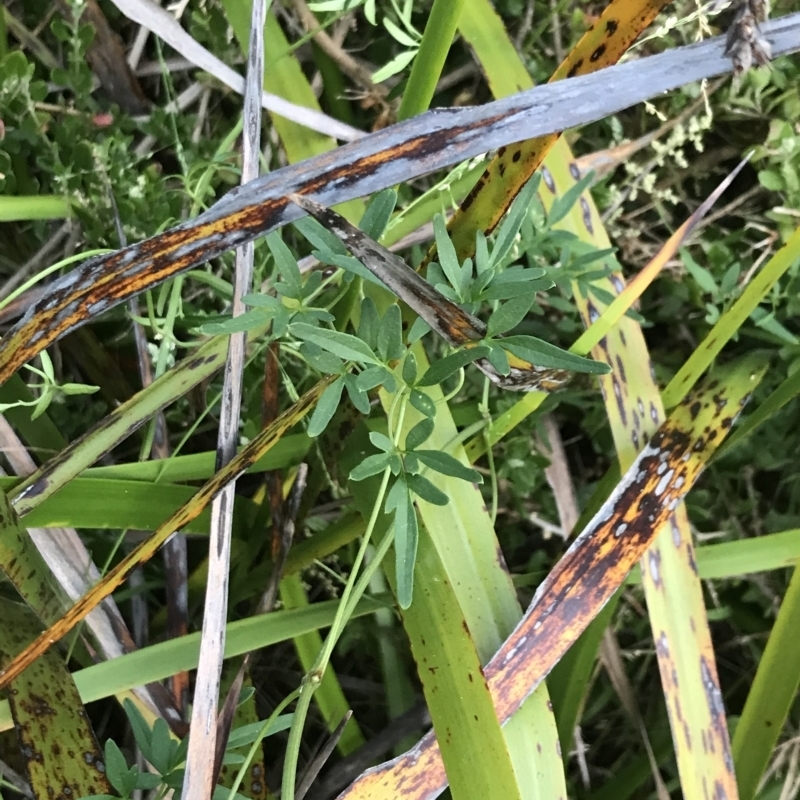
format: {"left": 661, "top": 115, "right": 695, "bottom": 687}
{"left": 0, "top": 596, "right": 384, "bottom": 733}
{"left": 384, "top": 344, "right": 567, "bottom": 799}
{"left": 389, "top": 521, "right": 525, "bottom": 800}
{"left": 732, "top": 566, "right": 800, "bottom": 800}
{"left": 397, "top": 0, "right": 466, "bottom": 121}
{"left": 340, "top": 429, "right": 533, "bottom": 800}
{"left": 12, "top": 477, "right": 255, "bottom": 535}
{"left": 83, "top": 434, "right": 310, "bottom": 483}
{"left": 662, "top": 226, "right": 800, "bottom": 409}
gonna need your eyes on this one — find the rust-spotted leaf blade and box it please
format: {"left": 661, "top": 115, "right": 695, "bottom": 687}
{"left": 289, "top": 193, "right": 486, "bottom": 347}
{"left": 289, "top": 193, "right": 577, "bottom": 393}
{"left": 484, "top": 355, "right": 764, "bottom": 718}
{"left": 440, "top": 0, "right": 674, "bottom": 263}
{"left": 0, "top": 376, "right": 334, "bottom": 691}
{"left": 0, "top": 21, "right": 791, "bottom": 389}
{"left": 0, "top": 598, "right": 112, "bottom": 799}
{"left": 335, "top": 355, "right": 764, "bottom": 800}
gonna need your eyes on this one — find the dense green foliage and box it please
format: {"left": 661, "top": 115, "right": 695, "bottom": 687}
{"left": 0, "top": 1, "right": 799, "bottom": 799}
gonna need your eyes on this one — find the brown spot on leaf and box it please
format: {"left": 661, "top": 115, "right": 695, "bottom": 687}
{"left": 613, "top": 377, "right": 627, "bottom": 425}
{"left": 687, "top": 545, "right": 698, "bottom": 575}
{"left": 566, "top": 59, "right": 584, "bottom": 78}
{"left": 615, "top": 355, "right": 626, "bottom": 383}
{"left": 590, "top": 44, "right": 607, "bottom": 61}
{"left": 693, "top": 437, "right": 707, "bottom": 452}
{"left": 648, "top": 549, "right": 662, "bottom": 588}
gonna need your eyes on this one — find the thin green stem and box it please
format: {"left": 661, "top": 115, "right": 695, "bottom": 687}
{"left": 0, "top": 195, "right": 72, "bottom": 222}
{"left": 320, "top": 461, "right": 395, "bottom": 668}
{"left": 397, "top": 0, "right": 467, "bottom": 120}
{"left": 441, "top": 367, "right": 466, "bottom": 403}
{"left": 228, "top": 688, "right": 300, "bottom": 800}
{"left": 341, "top": 520, "right": 395, "bottom": 622}
{"left": 280, "top": 462, "right": 396, "bottom": 800}
{"left": 281, "top": 388, "right": 410, "bottom": 800}
{"left": 0, "top": 249, "right": 111, "bottom": 311}
{"left": 281, "top": 679, "right": 318, "bottom": 800}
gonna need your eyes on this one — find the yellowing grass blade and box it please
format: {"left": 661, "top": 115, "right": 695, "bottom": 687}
{"left": 0, "top": 377, "right": 333, "bottom": 690}
{"left": 457, "top": 6, "right": 749, "bottom": 798}
{"left": 572, "top": 157, "right": 751, "bottom": 355}
{"left": 439, "top": 0, "right": 673, "bottom": 261}
{"left": 336, "top": 357, "right": 763, "bottom": 800}
{"left": 0, "top": 598, "right": 112, "bottom": 799}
